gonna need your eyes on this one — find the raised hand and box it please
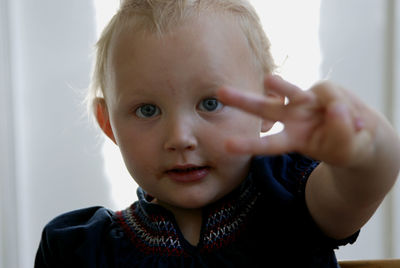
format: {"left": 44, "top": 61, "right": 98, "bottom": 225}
{"left": 217, "top": 75, "right": 376, "bottom": 167}
{"left": 218, "top": 75, "right": 400, "bottom": 239}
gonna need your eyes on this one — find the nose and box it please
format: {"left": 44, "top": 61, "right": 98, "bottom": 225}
{"left": 163, "top": 116, "right": 198, "bottom": 152}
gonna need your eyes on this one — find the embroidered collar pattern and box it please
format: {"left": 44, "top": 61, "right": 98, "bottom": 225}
{"left": 115, "top": 176, "right": 260, "bottom": 256}
{"left": 201, "top": 180, "right": 260, "bottom": 252}
{"left": 116, "top": 203, "right": 185, "bottom": 256}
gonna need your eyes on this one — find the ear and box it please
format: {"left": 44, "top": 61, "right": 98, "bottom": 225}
{"left": 261, "top": 91, "right": 285, "bottom": 132}
{"left": 94, "top": 98, "right": 117, "bottom": 144}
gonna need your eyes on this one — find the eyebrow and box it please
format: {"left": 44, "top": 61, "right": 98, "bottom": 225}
{"left": 192, "top": 69, "right": 229, "bottom": 89}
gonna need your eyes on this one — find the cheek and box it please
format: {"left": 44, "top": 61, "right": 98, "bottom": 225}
{"left": 202, "top": 113, "right": 259, "bottom": 161}
{"left": 203, "top": 110, "right": 262, "bottom": 150}
{"left": 206, "top": 132, "right": 252, "bottom": 187}
{"left": 224, "top": 110, "right": 262, "bottom": 138}
{"left": 118, "top": 142, "right": 160, "bottom": 189}
{"left": 113, "top": 124, "right": 160, "bottom": 176}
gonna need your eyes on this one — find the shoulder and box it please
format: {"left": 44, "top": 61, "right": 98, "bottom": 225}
{"left": 249, "top": 154, "right": 359, "bottom": 250}
{"left": 250, "top": 153, "right": 319, "bottom": 197}
{"left": 42, "top": 206, "right": 115, "bottom": 242}
{"left": 35, "top": 207, "right": 116, "bottom": 267}
{"left": 251, "top": 153, "right": 318, "bottom": 176}
{"left": 45, "top": 206, "right": 114, "bottom": 229}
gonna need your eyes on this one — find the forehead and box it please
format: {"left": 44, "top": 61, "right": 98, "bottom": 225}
{"left": 105, "top": 11, "right": 261, "bottom": 98}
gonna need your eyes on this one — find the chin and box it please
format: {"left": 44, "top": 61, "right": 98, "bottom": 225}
{"left": 172, "top": 194, "right": 220, "bottom": 210}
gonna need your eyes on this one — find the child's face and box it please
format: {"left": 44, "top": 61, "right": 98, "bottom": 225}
{"left": 101, "top": 13, "right": 267, "bottom": 209}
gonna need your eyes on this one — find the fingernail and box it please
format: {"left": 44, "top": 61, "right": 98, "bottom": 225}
{"left": 354, "top": 117, "right": 364, "bottom": 131}
{"left": 330, "top": 102, "right": 347, "bottom": 116}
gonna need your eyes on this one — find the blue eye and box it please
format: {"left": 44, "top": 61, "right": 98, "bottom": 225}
{"left": 135, "top": 104, "right": 160, "bottom": 118}
{"left": 199, "top": 98, "right": 223, "bottom": 112}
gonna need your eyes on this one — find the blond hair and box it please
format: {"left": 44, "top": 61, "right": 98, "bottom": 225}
{"left": 88, "top": 0, "right": 275, "bottom": 114}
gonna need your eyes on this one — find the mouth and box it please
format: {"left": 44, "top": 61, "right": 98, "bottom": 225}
{"left": 165, "top": 165, "right": 210, "bottom": 182}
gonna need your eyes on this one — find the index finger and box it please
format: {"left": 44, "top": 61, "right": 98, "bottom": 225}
{"left": 265, "top": 75, "right": 315, "bottom": 105}
{"left": 217, "top": 86, "right": 284, "bottom": 122}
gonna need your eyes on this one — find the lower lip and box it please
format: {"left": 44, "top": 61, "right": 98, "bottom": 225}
{"left": 166, "top": 168, "right": 210, "bottom": 183}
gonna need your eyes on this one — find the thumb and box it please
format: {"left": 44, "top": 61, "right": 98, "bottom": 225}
{"left": 321, "top": 101, "right": 355, "bottom": 165}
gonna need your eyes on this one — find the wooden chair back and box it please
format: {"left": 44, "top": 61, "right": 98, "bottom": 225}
{"left": 339, "top": 259, "right": 400, "bottom": 268}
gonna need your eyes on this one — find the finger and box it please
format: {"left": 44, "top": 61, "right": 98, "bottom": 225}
{"left": 217, "top": 87, "right": 284, "bottom": 122}
{"left": 311, "top": 83, "right": 366, "bottom": 132}
{"left": 327, "top": 101, "right": 353, "bottom": 136}
{"left": 318, "top": 101, "right": 356, "bottom": 164}
{"left": 265, "top": 75, "right": 315, "bottom": 104}
{"left": 225, "top": 132, "right": 294, "bottom": 156}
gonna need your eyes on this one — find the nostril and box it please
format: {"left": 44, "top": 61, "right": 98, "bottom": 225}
{"left": 164, "top": 139, "right": 197, "bottom": 152}
{"left": 186, "top": 144, "right": 195, "bottom": 150}
{"left": 166, "top": 143, "right": 196, "bottom": 152}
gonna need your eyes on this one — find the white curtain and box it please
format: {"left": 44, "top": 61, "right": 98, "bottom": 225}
{"left": 0, "top": 0, "right": 113, "bottom": 267}
{"left": 319, "top": 0, "right": 400, "bottom": 260}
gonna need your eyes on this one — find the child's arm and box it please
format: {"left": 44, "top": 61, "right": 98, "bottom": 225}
{"left": 217, "top": 75, "right": 400, "bottom": 240}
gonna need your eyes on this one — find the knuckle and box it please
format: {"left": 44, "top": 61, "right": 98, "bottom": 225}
{"left": 312, "top": 80, "right": 336, "bottom": 92}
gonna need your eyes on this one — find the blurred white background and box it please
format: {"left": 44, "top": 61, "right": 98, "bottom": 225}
{"left": 1, "top": 0, "right": 399, "bottom": 267}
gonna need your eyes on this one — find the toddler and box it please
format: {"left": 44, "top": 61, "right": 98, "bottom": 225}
{"left": 35, "top": 0, "right": 400, "bottom": 267}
